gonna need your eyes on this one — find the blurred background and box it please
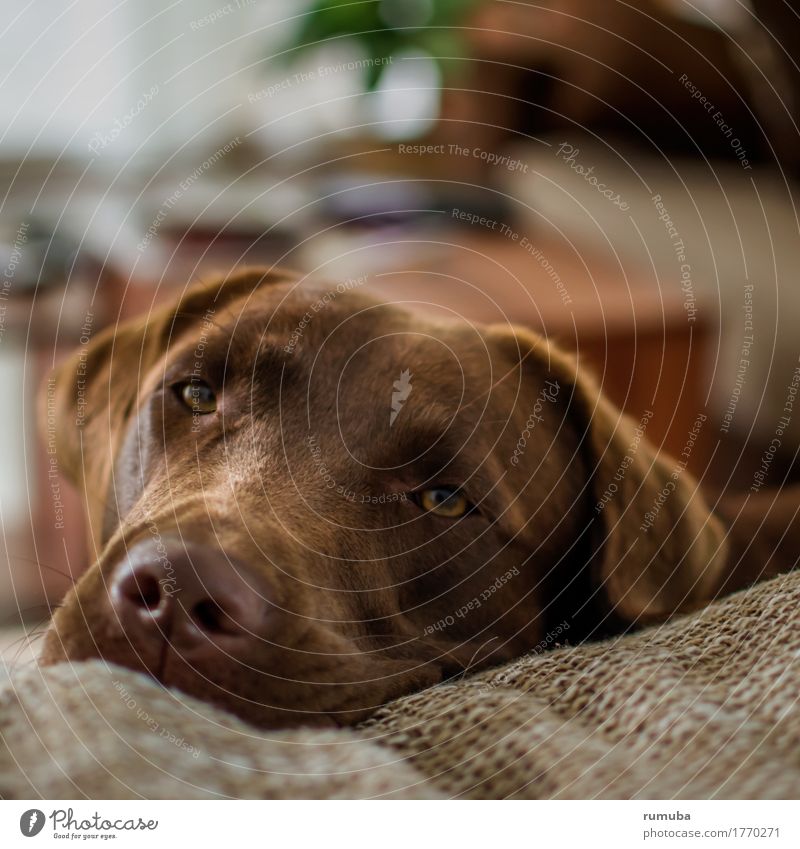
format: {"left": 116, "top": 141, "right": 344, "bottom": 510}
{"left": 2, "top": 0, "right": 800, "bottom": 661}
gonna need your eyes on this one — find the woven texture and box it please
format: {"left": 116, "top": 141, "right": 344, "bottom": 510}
{"left": 2, "top": 571, "right": 799, "bottom": 799}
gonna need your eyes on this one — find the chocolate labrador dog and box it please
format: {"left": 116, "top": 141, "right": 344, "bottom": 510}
{"left": 40, "top": 268, "right": 796, "bottom": 728}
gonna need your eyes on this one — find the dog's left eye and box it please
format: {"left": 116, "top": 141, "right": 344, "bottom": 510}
{"left": 412, "top": 486, "right": 473, "bottom": 518}
{"left": 173, "top": 380, "right": 217, "bottom": 414}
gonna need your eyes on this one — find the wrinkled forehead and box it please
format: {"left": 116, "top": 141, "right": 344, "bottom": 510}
{"left": 166, "top": 284, "right": 512, "bottom": 453}
{"left": 187, "top": 285, "right": 495, "bottom": 384}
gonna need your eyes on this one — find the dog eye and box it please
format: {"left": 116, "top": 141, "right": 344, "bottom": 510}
{"left": 412, "top": 486, "right": 473, "bottom": 518}
{"left": 174, "top": 380, "right": 217, "bottom": 414}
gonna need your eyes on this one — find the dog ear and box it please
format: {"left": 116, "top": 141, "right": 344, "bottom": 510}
{"left": 43, "top": 267, "right": 289, "bottom": 498}
{"left": 488, "top": 325, "right": 729, "bottom": 626}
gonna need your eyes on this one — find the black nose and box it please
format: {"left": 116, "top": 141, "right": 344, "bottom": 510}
{"left": 108, "top": 536, "right": 273, "bottom": 660}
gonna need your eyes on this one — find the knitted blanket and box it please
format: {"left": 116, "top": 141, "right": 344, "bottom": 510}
{"left": 2, "top": 571, "right": 799, "bottom": 799}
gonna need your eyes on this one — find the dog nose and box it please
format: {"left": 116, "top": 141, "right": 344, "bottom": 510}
{"left": 109, "top": 537, "right": 272, "bottom": 656}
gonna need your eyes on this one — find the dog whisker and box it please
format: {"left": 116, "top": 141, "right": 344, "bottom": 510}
{"left": 458, "top": 636, "right": 500, "bottom": 681}
{"left": 351, "top": 630, "right": 477, "bottom": 673}
{"left": 9, "top": 555, "right": 77, "bottom": 586}
{"left": 4, "top": 623, "right": 50, "bottom": 669}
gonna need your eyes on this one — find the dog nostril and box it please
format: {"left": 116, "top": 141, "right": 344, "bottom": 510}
{"left": 109, "top": 540, "right": 272, "bottom": 648}
{"left": 117, "top": 568, "right": 163, "bottom": 611}
{"left": 191, "top": 599, "right": 234, "bottom": 634}
{"left": 135, "top": 575, "right": 162, "bottom": 610}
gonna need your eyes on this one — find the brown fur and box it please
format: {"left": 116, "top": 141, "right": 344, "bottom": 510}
{"left": 39, "top": 268, "right": 797, "bottom": 727}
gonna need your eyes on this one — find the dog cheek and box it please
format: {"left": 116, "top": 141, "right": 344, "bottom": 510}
{"left": 40, "top": 597, "right": 90, "bottom": 665}
{"left": 103, "top": 400, "right": 171, "bottom": 543}
{"left": 39, "top": 567, "right": 112, "bottom": 666}
{"left": 39, "top": 625, "right": 69, "bottom": 666}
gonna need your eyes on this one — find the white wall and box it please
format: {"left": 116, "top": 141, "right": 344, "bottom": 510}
{"left": 0, "top": 0, "right": 303, "bottom": 161}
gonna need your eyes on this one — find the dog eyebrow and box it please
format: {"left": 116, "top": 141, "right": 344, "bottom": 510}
{"left": 397, "top": 418, "right": 461, "bottom": 450}
{"left": 386, "top": 420, "right": 485, "bottom": 483}
{"left": 211, "top": 316, "right": 301, "bottom": 379}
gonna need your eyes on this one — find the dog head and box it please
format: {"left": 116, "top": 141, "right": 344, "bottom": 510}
{"left": 40, "top": 268, "right": 727, "bottom": 727}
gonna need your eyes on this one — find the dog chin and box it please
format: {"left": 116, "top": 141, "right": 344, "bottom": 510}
{"left": 38, "top": 624, "right": 445, "bottom": 730}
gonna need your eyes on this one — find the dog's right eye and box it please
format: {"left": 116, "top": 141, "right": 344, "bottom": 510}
{"left": 172, "top": 380, "right": 217, "bottom": 414}
{"left": 411, "top": 486, "right": 474, "bottom": 518}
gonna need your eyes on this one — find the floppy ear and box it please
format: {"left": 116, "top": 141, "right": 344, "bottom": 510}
{"left": 489, "top": 325, "right": 729, "bottom": 626}
{"left": 41, "top": 268, "right": 290, "bottom": 530}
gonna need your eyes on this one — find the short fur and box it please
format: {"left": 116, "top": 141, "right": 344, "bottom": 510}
{"left": 40, "top": 268, "right": 798, "bottom": 727}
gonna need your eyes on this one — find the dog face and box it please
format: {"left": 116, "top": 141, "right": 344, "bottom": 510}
{"left": 40, "top": 269, "right": 727, "bottom": 727}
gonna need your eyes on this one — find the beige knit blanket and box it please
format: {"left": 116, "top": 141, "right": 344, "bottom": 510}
{"left": 2, "top": 571, "right": 799, "bottom": 799}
